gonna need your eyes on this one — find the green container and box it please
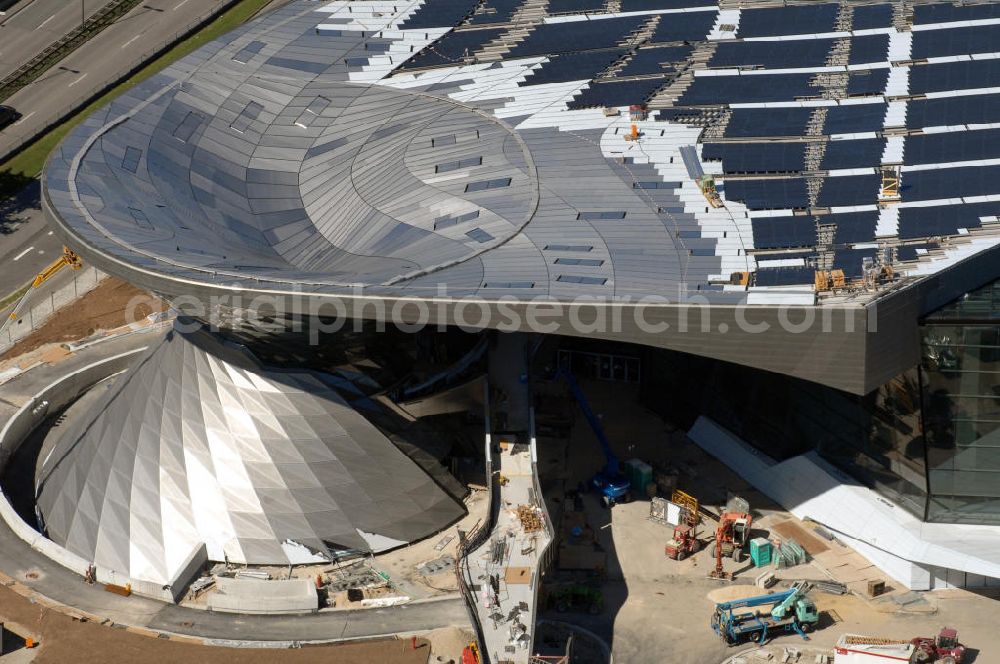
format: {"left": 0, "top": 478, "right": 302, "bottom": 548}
{"left": 625, "top": 458, "right": 652, "bottom": 494}
{"left": 750, "top": 537, "right": 772, "bottom": 568}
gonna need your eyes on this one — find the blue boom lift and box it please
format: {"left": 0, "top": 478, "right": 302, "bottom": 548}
{"left": 558, "top": 371, "right": 631, "bottom": 506}
{"left": 711, "top": 583, "right": 819, "bottom": 646}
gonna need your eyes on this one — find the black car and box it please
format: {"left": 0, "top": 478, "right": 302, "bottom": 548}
{"left": 0, "top": 105, "right": 20, "bottom": 130}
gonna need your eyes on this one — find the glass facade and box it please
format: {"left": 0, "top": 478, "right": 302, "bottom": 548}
{"left": 639, "top": 345, "right": 929, "bottom": 518}
{"left": 921, "top": 278, "right": 1000, "bottom": 523}
{"left": 633, "top": 277, "right": 1000, "bottom": 525}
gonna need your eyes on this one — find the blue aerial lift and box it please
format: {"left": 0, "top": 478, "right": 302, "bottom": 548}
{"left": 711, "top": 584, "right": 819, "bottom": 646}
{"left": 557, "top": 370, "right": 632, "bottom": 506}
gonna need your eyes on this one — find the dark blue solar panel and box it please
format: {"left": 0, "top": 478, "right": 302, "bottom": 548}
{"left": 846, "top": 69, "right": 888, "bottom": 96}
{"left": 824, "top": 104, "right": 886, "bottom": 134}
{"left": 896, "top": 243, "right": 936, "bottom": 261}
{"left": 568, "top": 77, "right": 669, "bottom": 109}
{"left": 899, "top": 203, "right": 992, "bottom": 239}
{"left": 520, "top": 49, "right": 627, "bottom": 86}
{"left": 751, "top": 216, "right": 817, "bottom": 249}
{"left": 755, "top": 266, "right": 815, "bottom": 286}
{"left": 906, "top": 95, "right": 1000, "bottom": 129}
{"left": 815, "top": 174, "right": 879, "bottom": 207}
{"left": 617, "top": 45, "right": 691, "bottom": 77}
{"left": 834, "top": 248, "right": 878, "bottom": 278}
{"left": 467, "top": 0, "right": 523, "bottom": 25}
{"left": 912, "top": 24, "right": 1000, "bottom": 60}
{"left": 821, "top": 138, "right": 885, "bottom": 169}
{"left": 831, "top": 212, "right": 878, "bottom": 244}
{"left": 620, "top": 0, "right": 709, "bottom": 10}
{"left": 548, "top": 0, "right": 603, "bottom": 13}
{"left": 725, "top": 108, "right": 813, "bottom": 138}
{"left": 849, "top": 35, "right": 888, "bottom": 65}
{"left": 650, "top": 11, "right": 717, "bottom": 43}
{"left": 399, "top": 28, "right": 505, "bottom": 70}
{"left": 710, "top": 40, "right": 834, "bottom": 69}
{"left": 737, "top": 4, "right": 839, "bottom": 38}
{"left": 723, "top": 178, "right": 809, "bottom": 209}
{"left": 906, "top": 129, "right": 1000, "bottom": 165}
{"left": 702, "top": 142, "right": 806, "bottom": 173}
{"left": 904, "top": 165, "right": 1000, "bottom": 201}
{"left": 680, "top": 74, "right": 815, "bottom": 105}
{"left": 851, "top": 4, "right": 893, "bottom": 30}
{"left": 399, "top": 0, "right": 479, "bottom": 29}
{"left": 910, "top": 60, "right": 1000, "bottom": 95}
{"left": 508, "top": 16, "right": 647, "bottom": 57}
{"left": 914, "top": 3, "right": 1000, "bottom": 25}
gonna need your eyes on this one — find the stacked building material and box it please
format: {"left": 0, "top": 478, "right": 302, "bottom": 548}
{"left": 517, "top": 505, "right": 543, "bottom": 533}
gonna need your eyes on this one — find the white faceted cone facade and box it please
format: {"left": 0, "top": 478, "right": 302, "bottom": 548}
{"left": 36, "top": 328, "right": 464, "bottom": 586}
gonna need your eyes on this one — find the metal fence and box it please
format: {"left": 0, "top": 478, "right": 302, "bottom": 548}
{"left": 0, "top": 266, "right": 104, "bottom": 353}
{"left": 0, "top": 0, "right": 241, "bottom": 163}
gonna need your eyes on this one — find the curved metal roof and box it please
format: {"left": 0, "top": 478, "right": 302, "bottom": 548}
{"left": 41, "top": 0, "right": 1000, "bottom": 392}
{"left": 36, "top": 328, "right": 464, "bottom": 586}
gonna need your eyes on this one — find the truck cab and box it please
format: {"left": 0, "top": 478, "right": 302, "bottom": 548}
{"left": 793, "top": 597, "right": 819, "bottom": 628}
{"left": 912, "top": 627, "right": 965, "bottom": 664}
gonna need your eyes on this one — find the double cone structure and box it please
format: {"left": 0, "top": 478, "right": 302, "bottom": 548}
{"left": 36, "top": 327, "right": 463, "bottom": 586}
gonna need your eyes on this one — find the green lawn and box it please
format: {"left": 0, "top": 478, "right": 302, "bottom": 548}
{"left": 0, "top": 0, "right": 275, "bottom": 194}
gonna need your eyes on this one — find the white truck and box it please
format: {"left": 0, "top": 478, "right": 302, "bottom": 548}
{"left": 835, "top": 634, "right": 915, "bottom": 663}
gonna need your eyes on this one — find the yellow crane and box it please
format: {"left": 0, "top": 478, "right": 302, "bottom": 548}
{"left": 31, "top": 246, "right": 83, "bottom": 288}
{"left": 6, "top": 247, "right": 83, "bottom": 321}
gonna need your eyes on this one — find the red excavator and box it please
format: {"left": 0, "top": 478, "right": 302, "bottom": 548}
{"left": 709, "top": 509, "right": 753, "bottom": 579}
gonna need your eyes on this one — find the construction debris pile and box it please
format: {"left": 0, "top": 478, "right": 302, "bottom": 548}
{"left": 517, "top": 505, "right": 544, "bottom": 533}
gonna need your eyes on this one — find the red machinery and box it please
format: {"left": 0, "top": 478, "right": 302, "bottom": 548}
{"left": 664, "top": 524, "right": 699, "bottom": 561}
{"left": 709, "top": 511, "right": 752, "bottom": 579}
{"left": 462, "top": 643, "right": 481, "bottom": 664}
{"left": 911, "top": 628, "right": 965, "bottom": 664}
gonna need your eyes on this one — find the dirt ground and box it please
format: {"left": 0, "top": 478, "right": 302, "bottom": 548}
{"left": 533, "top": 377, "right": 1000, "bottom": 664}
{"left": 0, "top": 278, "right": 165, "bottom": 361}
{"left": 0, "top": 585, "right": 431, "bottom": 664}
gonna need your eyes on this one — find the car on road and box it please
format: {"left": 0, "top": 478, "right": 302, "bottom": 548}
{"left": 0, "top": 105, "right": 21, "bottom": 130}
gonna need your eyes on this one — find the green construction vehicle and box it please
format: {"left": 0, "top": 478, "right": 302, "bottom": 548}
{"left": 548, "top": 584, "right": 604, "bottom": 615}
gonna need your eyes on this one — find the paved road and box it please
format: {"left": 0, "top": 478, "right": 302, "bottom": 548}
{"left": 0, "top": 181, "right": 64, "bottom": 296}
{"left": 0, "top": 332, "right": 472, "bottom": 642}
{"left": 0, "top": 0, "right": 234, "bottom": 160}
{"left": 0, "top": 0, "right": 112, "bottom": 80}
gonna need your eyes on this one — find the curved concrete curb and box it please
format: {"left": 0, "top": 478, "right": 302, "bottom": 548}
{"left": 0, "top": 349, "right": 179, "bottom": 595}
{"left": 0, "top": 345, "right": 471, "bottom": 648}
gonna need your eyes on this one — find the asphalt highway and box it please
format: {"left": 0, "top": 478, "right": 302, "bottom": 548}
{"left": 0, "top": 180, "right": 64, "bottom": 298}
{"left": 0, "top": 0, "right": 112, "bottom": 80}
{"left": 0, "top": 0, "right": 233, "bottom": 160}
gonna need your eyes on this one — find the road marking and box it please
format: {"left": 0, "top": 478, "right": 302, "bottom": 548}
{"left": 13, "top": 247, "right": 34, "bottom": 261}
{"left": 174, "top": 0, "right": 192, "bottom": 9}
{"left": 68, "top": 72, "right": 88, "bottom": 87}
{"left": 36, "top": 13, "right": 56, "bottom": 30}
{"left": 13, "top": 111, "right": 35, "bottom": 125}
{"left": 121, "top": 34, "right": 142, "bottom": 49}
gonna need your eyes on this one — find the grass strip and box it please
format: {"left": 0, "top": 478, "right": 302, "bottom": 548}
{"left": 0, "top": 0, "right": 274, "bottom": 190}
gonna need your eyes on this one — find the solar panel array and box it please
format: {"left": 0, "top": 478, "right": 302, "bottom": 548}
{"left": 45, "top": 0, "right": 1000, "bottom": 306}
{"left": 735, "top": 4, "right": 840, "bottom": 38}
{"left": 507, "top": 17, "right": 648, "bottom": 57}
